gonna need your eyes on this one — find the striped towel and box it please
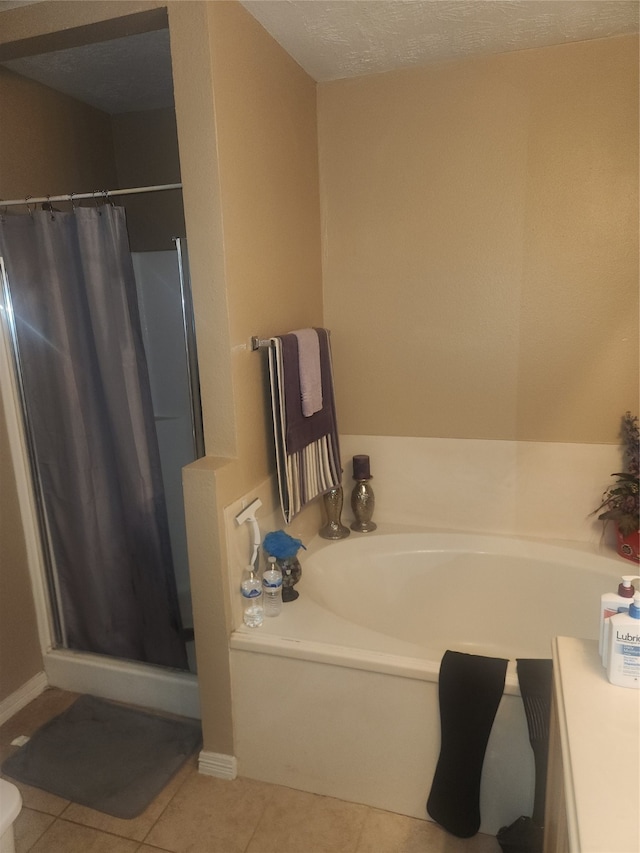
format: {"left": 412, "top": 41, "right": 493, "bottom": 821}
{"left": 267, "top": 329, "right": 342, "bottom": 523}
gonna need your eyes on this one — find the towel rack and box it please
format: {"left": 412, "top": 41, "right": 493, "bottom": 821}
{"left": 251, "top": 337, "right": 273, "bottom": 350}
{"left": 251, "top": 332, "right": 331, "bottom": 351}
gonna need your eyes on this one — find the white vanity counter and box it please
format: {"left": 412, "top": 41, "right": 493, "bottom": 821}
{"left": 549, "top": 637, "right": 639, "bottom": 853}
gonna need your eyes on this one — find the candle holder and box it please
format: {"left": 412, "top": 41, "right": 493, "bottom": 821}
{"left": 278, "top": 557, "right": 302, "bottom": 602}
{"left": 319, "top": 486, "right": 350, "bottom": 540}
{"left": 351, "top": 479, "right": 376, "bottom": 533}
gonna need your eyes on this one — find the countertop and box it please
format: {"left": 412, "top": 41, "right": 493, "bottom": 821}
{"left": 552, "top": 636, "right": 640, "bottom": 853}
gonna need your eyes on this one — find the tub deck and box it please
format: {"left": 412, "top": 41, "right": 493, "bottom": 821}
{"left": 229, "top": 526, "right": 624, "bottom": 835}
{"left": 232, "top": 526, "right": 623, "bottom": 693}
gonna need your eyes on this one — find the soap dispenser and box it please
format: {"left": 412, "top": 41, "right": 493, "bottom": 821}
{"left": 606, "top": 591, "right": 640, "bottom": 688}
{"left": 599, "top": 575, "right": 637, "bottom": 664}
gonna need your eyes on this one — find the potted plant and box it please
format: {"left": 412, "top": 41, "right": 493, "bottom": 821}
{"left": 594, "top": 412, "right": 639, "bottom": 563}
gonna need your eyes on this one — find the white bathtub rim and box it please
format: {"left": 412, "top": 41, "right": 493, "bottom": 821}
{"left": 301, "top": 522, "right": 625, "bottom": 573}
{"left": 231, "top": 630, "right": 530, "bottom": 693}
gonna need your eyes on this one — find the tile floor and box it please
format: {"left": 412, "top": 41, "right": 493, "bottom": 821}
{"left": 1, "top": 689, "right": 502, "bottom": 853}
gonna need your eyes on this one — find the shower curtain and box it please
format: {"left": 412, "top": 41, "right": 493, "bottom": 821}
{"left": 0, "top": 205, "right": 188, "bottom": 670}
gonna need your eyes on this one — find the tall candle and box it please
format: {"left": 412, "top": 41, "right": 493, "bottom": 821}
{"left": 352, "top": 455, "right": 371, "bottom": 480}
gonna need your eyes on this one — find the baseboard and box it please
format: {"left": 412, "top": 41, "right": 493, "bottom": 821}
{"left": 198, "top": 749, "right": 237, "bottom": 780}
{"left": 0, "top": 671, "right": 48, "bottom": 726}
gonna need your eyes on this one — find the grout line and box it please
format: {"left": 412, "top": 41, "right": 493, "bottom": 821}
{"left": 14, "top": 808, "right": 55, "bottom": 853}
{"left": 48, "top": 815, "right": 149, "bottom": 844}
{"left": 57, "top": 800, "right": 71, "bottom": 820}
{"left": 241, "top": 782, "right": 274, "bottom": 852}
{"left": 352, "top": 805, "right": 371, "bottom": 853}
{"left": 26, "top": 815, "right": 62, "bottom": 852}
{"left": 138, "top": 760, "right": 198, "bottom": 846}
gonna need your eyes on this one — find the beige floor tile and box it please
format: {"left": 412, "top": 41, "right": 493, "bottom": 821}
{"left": 356, "top": 810, "right": 502, "bottom": 853}
{"left": 14, "top": 807, "right": 55, "bottom": 853}
{"left": 0, "top": 776, "right": 69, "bottom": 817}
{"left": 136, "top": 847, "right": 175, "bottom": 852}
{"left": 61, "top": 755, "right": 197, "bottom": 841}
{"left": 29, "top": 818, "right": 140, "bottom": 852}
{"left": 355, "top": 808, "right": 444, "bottom": 853}
{"left": 247, "top": 785, "right": 369, "bottom": 853}
{"left": 464, "top": 830, "right": 502, "bottom": 853}
{"left": 144, "top": 773, "right": 272, "bottom": 853}
{"left": 0, "top": 691, "right": 72, "bottom": 816}
{"left": 0, "top": 689, "right": 79, "bottom": 765}
{"left": 3, "top": 689, "right": 72, "bottom": 729}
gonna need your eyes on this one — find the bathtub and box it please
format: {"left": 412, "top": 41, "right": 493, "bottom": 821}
{"left": 229, "top": 527, "right": 623, "bottom": 835}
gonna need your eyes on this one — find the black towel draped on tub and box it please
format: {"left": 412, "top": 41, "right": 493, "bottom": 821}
{"left": 427, "top": 650, "right": 508, "bottom": 838}
{"left": 496, "top": 659, "right": 553, "bottom": 853}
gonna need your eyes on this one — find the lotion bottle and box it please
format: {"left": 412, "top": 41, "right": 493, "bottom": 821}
{"left": 606, "top": 591, "right": 640, "bottom": 688}
{"left": 599, "top": 575, "right": 636, "bottom": 663}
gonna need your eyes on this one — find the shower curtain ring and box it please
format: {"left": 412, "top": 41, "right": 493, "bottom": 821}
{"left": 93, "top": 191, "right": 103, "bottom": 215}
{"left": 25, "top": 196, "right": 34, "bottom": 216}
{"left": 69, "top": 192, "right": 77, "bottom": 211}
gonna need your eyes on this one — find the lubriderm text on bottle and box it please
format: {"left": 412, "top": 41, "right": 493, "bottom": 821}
{"left": 606, "top": 591, "right": 640, "bottom": 688}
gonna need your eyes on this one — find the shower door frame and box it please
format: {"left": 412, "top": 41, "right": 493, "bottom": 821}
{"left": 0, "top": 255, "right": 200, "bottom": 719}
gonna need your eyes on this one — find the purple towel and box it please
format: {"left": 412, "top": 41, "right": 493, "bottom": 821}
{"left": 293, "top": 329, "right": 323, "bottom": 416}
{"left": 280, "top": 329, "right": 338, "bottom": 456}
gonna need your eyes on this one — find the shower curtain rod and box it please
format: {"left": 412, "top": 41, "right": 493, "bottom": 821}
{"left": 1, "top": 182, "right": 182, "bottom": 208}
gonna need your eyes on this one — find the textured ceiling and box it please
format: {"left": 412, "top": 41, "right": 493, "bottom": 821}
{"left": 241, "top": 0, "right": 639, "bottom": 81}
{"left": 1, "top": 29, "right": 174, "bottom": 114}
{"left": 0, "top": 1, "right": 637, "bottom": 113}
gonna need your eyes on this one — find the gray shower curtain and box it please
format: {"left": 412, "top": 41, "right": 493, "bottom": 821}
{"left": 0, "top": 205, "right": 188, "bottom": 670}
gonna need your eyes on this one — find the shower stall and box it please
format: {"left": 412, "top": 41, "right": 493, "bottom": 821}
{"left": 131, "top": 238, "right": 204, "bottom": 672}
{"left": 0, "top": 196, "right": 202, "bottom": 718}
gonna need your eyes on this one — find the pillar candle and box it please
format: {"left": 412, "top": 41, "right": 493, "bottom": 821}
{"left": 352, "top": 455, "right": 371, "bottom": 480}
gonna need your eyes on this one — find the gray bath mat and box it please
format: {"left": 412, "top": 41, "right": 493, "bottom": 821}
{"left": 1, "top": 694, "right": 201, "bottom": 819}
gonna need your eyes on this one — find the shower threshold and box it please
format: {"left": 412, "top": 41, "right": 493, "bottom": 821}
{"left": 43, "top": 649, "right": 200, "bottom": 719}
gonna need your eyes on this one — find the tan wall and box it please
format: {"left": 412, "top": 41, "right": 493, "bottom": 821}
{"left": 111, "top": 108, "right": 185, "bottom": 251}
{"left": 0, "top": 66, "right": 117, "bottom": 199}
{"left": 169, "top": 0, "right": 322, "bottom": 754}
{"left": 319, "top": 35, "right": 639, "bottom": 444}
{"left": 0, "top": 407, "right": 42, "bottom": 702}
{"left": 209, "top": 0, "right": 323, "bottom": 495}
